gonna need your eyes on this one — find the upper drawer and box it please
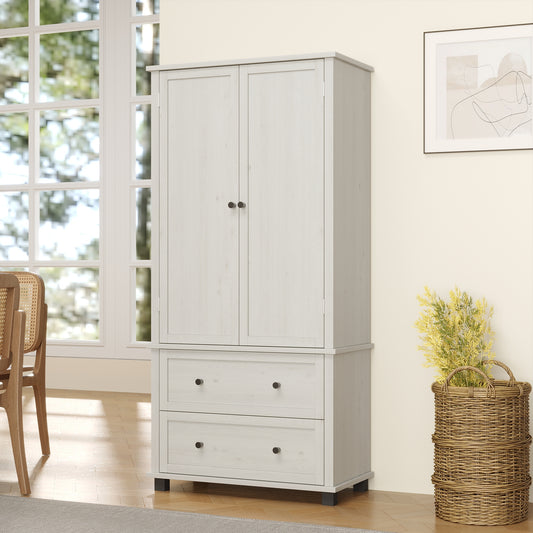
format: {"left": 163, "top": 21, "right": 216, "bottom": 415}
{"left": 160, "top": 350, "right": 323, "bottom": 419}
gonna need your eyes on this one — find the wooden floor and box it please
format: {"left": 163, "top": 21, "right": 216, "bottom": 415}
{"left": 0, "top": 389, "right": 532, "bottom": 532}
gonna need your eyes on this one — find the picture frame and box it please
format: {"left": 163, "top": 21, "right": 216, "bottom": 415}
{"left": 424, "top": 23, "right": 533, "bottom": 154}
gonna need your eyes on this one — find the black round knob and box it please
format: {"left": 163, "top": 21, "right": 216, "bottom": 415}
{"left": 195, "top": 378, "right": 204, "bottom": 385}
{"left": 238, "top": 201, "right": 246, "bottom": 208}
{"left": 195, "top": 441, "right": 204, "bottom": 449}
{"left": 272, "top": 382, "right": 281, "bottom": 389}
{"left": 228, "top": 201, "right": 236, "bottom": 208}
{"left": 272, "top": 447, "right": 281, "bottom": 454}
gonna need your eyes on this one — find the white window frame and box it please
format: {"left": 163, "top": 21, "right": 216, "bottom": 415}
{"left": 0, "top": 0, "right": 158, "bottom": 360}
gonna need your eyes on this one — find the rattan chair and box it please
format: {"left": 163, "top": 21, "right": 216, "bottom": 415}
{"left": 0, "top": 273, "right": 30, "bottom": 495}
{"left": 0, "top": 272, "right": 49, "bottom": 457}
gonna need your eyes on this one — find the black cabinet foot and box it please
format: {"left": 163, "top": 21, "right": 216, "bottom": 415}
{"left": 154, "top": 478, "right": 170, "bottom": 491}
{"left": 353, "top": 479, "right": 368, "bottom": 492}
{"left": 321, "top": 492, "right": 338, "bottom": 506}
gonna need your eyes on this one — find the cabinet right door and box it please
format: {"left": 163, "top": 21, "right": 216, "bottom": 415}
{"left": 239, "top": 60, "right": 325, "bottom": 348}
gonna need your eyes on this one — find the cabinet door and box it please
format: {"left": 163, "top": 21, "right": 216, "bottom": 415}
{"left": 160, "top": 67, "right": 239, "bottom": 344}
{"left": 239, "top": 60, "right": 325, "bottom": 347}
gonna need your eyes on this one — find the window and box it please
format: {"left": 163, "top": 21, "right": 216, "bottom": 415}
{"left": 0, "top": 0, "right": 159, "bottom": 358}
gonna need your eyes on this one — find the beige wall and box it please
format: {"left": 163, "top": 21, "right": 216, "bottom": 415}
{"left": 158, "top": 0, "right": 533, "bottom": 496}
{"left": 43, "top": 357, "right": 150, "bottom": 393}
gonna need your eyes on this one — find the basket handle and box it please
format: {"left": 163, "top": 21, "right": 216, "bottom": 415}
{"left": 482, "top": 359, "right": 516, "bottom": 386}
{"left": 443, "top": 366, "right": 495, "bottom": 397}
{"left": 484, "top": 359, "right": 525, "bottom": 396}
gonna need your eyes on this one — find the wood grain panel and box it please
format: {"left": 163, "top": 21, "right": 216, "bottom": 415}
{"left": 160, "top": 350, "right": 324, "bottom": 418}
{"left": 160, "top": 67, "right": 239, "bottom": 345}
{"left": 160, "top": 412, "right": 324, "bottom": 485}
{"left": 239, "top": 60, "right": 325, "bottom": 348}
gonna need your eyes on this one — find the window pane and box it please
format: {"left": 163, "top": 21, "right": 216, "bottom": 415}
{"left": 135, "top": 104, "right": 151, "bottom": 179}
{"left": 40, "top": 30, "right": 99, "bottom": 102}
{"left": 136, "top": 23, "right": 159, "bottom": 95}
{"left": 135, "top": 0, "right": 159, "bottom": 15}
{"left": 40, "top": 108, "right": 99, "bottom": 183}
{"left": 40, "top": 0, "right": 99, "bottom": 24}
{"left": 0, "top": 192, "right": 29, "bottom": 260}
{"left": 0, "top": 37, "right": 29, "bottom": 104}
{"left": 39, "top": 189, "right": 99, "bottom": 260}
{"left": 136, "top": 187, "right": 151, "bottom": 260}
{"left": 0, "top": 1, "right": 28, "bottom": 29}
{"left": 0, "top": 113, "right": 29, "bottom": 185}
{"left": 136, "top": 268, "right": 150, "bottom": 341}
{"left": 40, "top": 267, "right": 99, "bottom": 341}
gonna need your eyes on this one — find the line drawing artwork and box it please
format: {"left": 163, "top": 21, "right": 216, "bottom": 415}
{"left": 447, "top": 52, "right": 532, "bottom": 140}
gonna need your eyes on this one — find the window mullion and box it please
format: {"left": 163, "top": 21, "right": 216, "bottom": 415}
{"left": 130, "top": 14, "right": 159, "bottom": 24}
{"left": 36, "top": 20, "right": 100, "bottom": 35}
{"left": 129, "top": 1, "right": 158, "bottom": 346}
{"left": 29, "top": 121, "right": 39, "bottom": 266}
{"left": 28, "top": 2, "right": 37, "bottom": 267}
{"left": 28, "top": 0, "right": 37, "bottom": 105}
{"left": 0, "top": 27, "right": 30, "bottom": 38}
{"left": 103, "top": 0, "right": 135, "bottom": 354}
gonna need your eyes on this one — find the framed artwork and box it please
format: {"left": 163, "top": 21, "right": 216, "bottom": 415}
{"left": 424, "top": 23, "right": 533, "bottom": 153}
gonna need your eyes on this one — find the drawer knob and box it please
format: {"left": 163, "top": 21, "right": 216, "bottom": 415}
{"left": 195, "top": 441, "right": 204, "bottom": 449}
{"left": 238, "top": 201, "right": 246, "bottom": 208}
{"left": 272, "top": 382, "right": 281, "bottom": 389}
{"left": 272, "top": 447, "right": 281, "bottom": 454}
{"left": 195, "top": 378, "right": 204, "bottom": 385}
{"left": 228, "top": 201, "right": 236, "bottom": 208}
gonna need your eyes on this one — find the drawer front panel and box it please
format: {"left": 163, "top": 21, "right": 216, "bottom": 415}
{"left": 160, "top": 350, "right": 323, "bottom": 418}
{"left": 160, "top": 412, "right": 324, "bottom": 485}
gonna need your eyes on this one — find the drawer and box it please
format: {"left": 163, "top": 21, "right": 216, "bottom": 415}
{"left": 160, "top": 350, "right": 323, "bottom": 419}
{"left": 160, "top": 411, "right": 324, "bottom": 485}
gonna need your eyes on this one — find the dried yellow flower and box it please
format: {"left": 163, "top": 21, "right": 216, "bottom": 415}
{"left": 415, "top": 287, "right": 495, "bottom": 387}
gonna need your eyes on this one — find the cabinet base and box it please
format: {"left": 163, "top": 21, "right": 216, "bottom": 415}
{"left": 151, "top": 474, "right": 372, "bottom": 502}
{"left": 154, "top": 478, "right": 170, "bottom": 491}
{"left": 321, "top": 492, "right": 338, "bottom": 506}
{"left": 353, "top": 479, "right": 368, "bottom": 492}
{"left": 321, "top": 480, "right": 368, "bottom": 506}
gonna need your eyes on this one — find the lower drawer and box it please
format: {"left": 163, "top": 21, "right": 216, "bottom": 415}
{"left": 160, "top": 412, "right": 324, "bottom": 485}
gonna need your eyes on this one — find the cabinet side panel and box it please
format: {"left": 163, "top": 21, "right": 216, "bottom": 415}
{"left": 332, "top": 61, "right": 371, "bottom": 347}
{"left": 329, "top": 350, "right": 371, "bottom": 486}
{"left": 151, "top": 349, "right": 161, "bottom": 474}
{"left": 151, "top": 71, "right": 161, "bottom": 476}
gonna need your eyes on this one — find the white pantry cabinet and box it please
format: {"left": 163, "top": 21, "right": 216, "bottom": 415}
{"left": 149, "top": 52, "right": 373, "bottom": 505}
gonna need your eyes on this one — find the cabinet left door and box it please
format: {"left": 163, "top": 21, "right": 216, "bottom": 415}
{"left": 159, "top": 67, "right": 240, "bottom": 345}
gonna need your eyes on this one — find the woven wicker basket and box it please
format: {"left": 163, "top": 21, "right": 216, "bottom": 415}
{"left": 432, "top": 361, "right": 531, "bottom": 526}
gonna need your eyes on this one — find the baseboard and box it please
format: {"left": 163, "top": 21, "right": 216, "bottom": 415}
{"left": 40, "top": 357, "right": 151, "bottom": 393}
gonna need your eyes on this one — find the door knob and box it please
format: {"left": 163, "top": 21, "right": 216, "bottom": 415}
{"left": 228, "top": 202, "right": 236, "bottom": 208}
{"left": 238, "top": 201, "right": 246, "bottom": 208}
{"left": 272, "top": 382, "right": 281, "bottom": 389}
{"left": 195, "top": 378, "right": 204, "bottom": 385}
{"left": 195, "top": 441, "right": 204, "bottom": 449}
{"left": 272, "top": 447, "right": 281, "bottom": 454}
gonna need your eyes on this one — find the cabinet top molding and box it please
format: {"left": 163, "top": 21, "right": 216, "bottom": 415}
{"left": 147, "top": 51, "right": 374, "bottom": 73}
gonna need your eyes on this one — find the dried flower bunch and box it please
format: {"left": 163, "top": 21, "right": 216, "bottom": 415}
{"left": 415, "top": 287, "right": 495, "bottom": 387}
